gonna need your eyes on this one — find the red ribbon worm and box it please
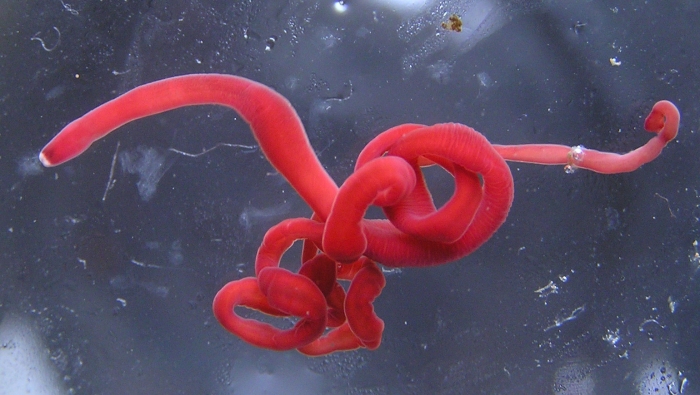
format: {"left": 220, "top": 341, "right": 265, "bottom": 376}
{"left": 40, "top": 74, "right": 680, "bottom": 355}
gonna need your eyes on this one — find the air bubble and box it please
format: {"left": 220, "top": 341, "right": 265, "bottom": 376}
{"left": 265, "top": 36, "right": 277, "bottom": 51}
{"left": 569, "top": 145, "right": 585, "bottom": 162}
{"left": 565, "top": 145, "right": 585, "bottom": 173}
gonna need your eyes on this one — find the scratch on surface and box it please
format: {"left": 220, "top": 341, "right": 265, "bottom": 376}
{"left": 654, "top": 193, "right": 676, "bottom": 218}
{"left": 168, "top": 142, "right": 257, "bottom": 157}
{"left": 544, "top": 304, "right": 586, "bottom": 332}
{"left": 31, "top": 27, "right": 61, "bottom": 52}
{"left": 102, "top": 141, "right": 120, "bottom": 202}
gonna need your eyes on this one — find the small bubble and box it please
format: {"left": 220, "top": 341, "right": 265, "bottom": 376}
{"left": 265, "top": 36, "right": 277, "bottom": 51}
{"left": 570, "top": 145, "right": 585, "bottom": 162}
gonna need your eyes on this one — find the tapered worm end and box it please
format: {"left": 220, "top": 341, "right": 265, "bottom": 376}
{"left": 644, "top": 100, "right": 680, "bottom": 143}
{"left": 38, "top": 150, "right": 54, "bottom": 167}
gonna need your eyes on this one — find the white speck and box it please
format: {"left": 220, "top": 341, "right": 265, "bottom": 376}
{"left": 130, "top": 259, "right": 146, "bottom": 267}
{"left": 668, "top": 296, "right": 677, "bottom": 313}
{"left": 602, "top": 328, "right": 620, "bottom": 346}
{"left": 609, "top": 57, "right": 622, "bottom": 66}
{"left": 534, "top": 280, "right": 558, "bottom": 299}
{"left": 476, "top": 71, "right": 493, "bottom": 88}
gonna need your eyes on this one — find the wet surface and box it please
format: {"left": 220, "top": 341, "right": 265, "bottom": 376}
{"left": 1, "top": 1, "right": 699, "bottom": 394}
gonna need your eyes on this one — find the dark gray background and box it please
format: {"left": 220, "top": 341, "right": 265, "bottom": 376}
{"left": 1, "top": 0, "right": 698, "bottom": 394}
